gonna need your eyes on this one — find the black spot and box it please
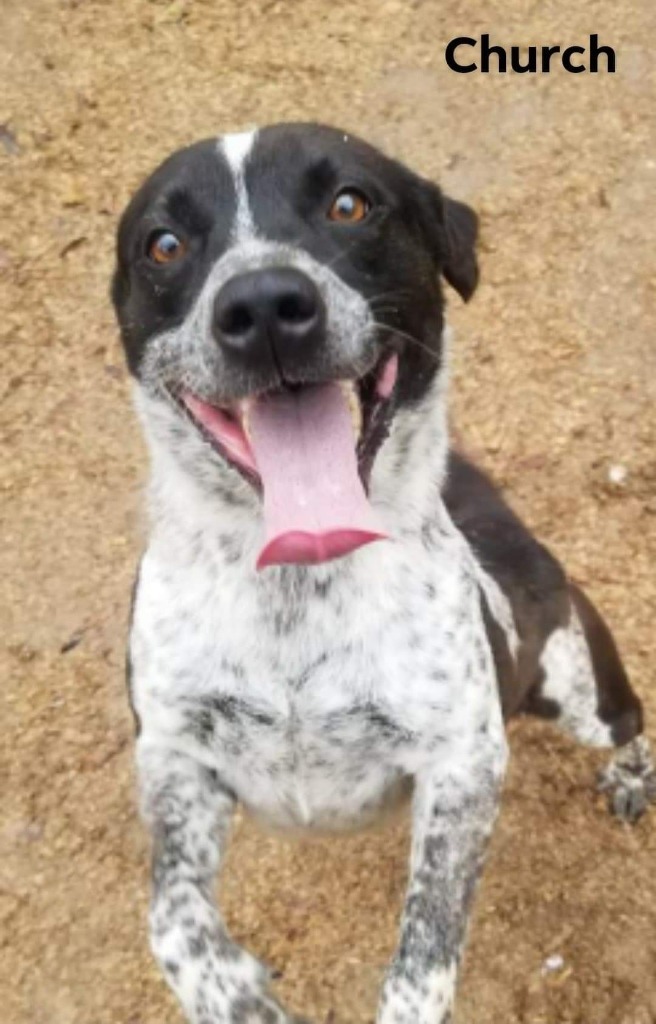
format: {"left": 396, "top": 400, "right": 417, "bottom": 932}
{"left": 421, "top": 520, "right": 437, "bottom": 549}
{"left": 164, "top": 959, "right": 180, "bottom": 980}
{"left": 218, "top": 533, "right": 243, "bottom": 563}
{"left": 314, "top": 578, "right": 332, "bottom": 599}
{"left": 231, "top": 997, "right": 278, "bottom": 1024}
{"left": 190, "top": 708, "right": 215, "bottom": 744}
{"left": 188, "top": 934, "right": 208, "bottom": 958}
{"left": 204, "top": 695, "right": 240, "bottom": 721}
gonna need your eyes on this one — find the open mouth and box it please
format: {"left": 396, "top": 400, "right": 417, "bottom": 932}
{"left": 180, "top": 352, "right": 399, "bottom": 569}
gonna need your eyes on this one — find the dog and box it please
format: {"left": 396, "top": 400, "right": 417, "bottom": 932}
{"left": 111, "top": 123, "right": 655, "bottom": 1024}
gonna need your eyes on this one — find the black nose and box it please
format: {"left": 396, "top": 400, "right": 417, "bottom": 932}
{"left": 212, "top": 267, "right": 326, "bottom": 373}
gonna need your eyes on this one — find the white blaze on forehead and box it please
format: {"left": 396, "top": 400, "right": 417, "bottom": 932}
{"left": 221, "top": 129, "right": 256, "bottom": 168}
{"left": 219, "top": 129, "right": 257, "bottom": 241}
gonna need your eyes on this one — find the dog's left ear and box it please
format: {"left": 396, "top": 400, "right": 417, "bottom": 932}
{"left": 441, "top": 196, "right": 479, "bottom": 302}
{"left": 415, "top": 180, "right": 479, "bottom": 302}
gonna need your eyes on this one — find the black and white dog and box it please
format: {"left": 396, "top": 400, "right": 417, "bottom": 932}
{"left": 112, "top": 123, "right": 655, "bottom": 1024}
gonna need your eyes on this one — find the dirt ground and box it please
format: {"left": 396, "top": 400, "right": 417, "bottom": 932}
{"left": 2, "top": 1, "right": 655, "bottom": 1022}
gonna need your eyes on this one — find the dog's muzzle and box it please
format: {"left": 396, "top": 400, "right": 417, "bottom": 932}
{"left": 180, "top": 265, "right": 399, "bottom": 569}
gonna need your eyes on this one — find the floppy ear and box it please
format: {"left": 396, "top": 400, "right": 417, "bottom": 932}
{"left": 442, "top": 196, "right": 479, "bottom": 302}
{"left": 413, "top": 177, "right": 479, "bottom": 302}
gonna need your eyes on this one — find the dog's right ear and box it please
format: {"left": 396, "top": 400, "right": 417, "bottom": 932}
{"left": 415, "top": 179, "right": 479, "bottom": 302}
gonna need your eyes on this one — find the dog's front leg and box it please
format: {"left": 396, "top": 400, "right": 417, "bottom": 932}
{"left": 378, "top": 746, "right": 506, "bottom": 1024}
{"left": 139, "top": 742, "right": 293, "bottom": 1024}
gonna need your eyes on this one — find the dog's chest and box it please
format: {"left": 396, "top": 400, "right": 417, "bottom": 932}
{"left": 133, "top": 532, "right": 496, "bottom": 830}
{"left": 186, "top": 677, "right": 419, "bottom": 830}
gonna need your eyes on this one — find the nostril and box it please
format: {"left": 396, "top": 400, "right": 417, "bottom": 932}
{"left": 220, "top": 303, "right": 254, "bottom": 336}
{"left": 277, "top": 293, "right": 316, "bottom": 324}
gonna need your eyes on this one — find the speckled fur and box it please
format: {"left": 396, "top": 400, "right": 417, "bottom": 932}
{"left": 132, "top": 356, "right": 510, "bottom": 1024}
{"left": 120, "top": 127, "right": 653, "bottom": 1024}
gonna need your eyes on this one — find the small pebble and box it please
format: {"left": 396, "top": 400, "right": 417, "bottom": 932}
{"left": 541, "top": 953, "right": 565, "bottom": 975}
{"left": 607, "top": 464, "right": 628, "bottom": 485}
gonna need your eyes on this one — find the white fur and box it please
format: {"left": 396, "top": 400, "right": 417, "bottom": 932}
{"left": 539, "top": 612, "right": 614, "bottom": 746}
{"left": 220, "top": 130, "right": 257, "bottom": 241}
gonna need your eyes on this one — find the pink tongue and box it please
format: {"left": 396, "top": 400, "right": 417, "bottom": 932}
{"left": 249, "top": 384, "right": 387, "bottom": 569}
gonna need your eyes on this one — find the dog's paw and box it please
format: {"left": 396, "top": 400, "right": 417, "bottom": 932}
{"left": 597, "top": 735, "right": 656, "bottom": 823}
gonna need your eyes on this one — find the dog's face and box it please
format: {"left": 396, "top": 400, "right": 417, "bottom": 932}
{"left": 112, "top": 123, "right": 478, "bottom": 567}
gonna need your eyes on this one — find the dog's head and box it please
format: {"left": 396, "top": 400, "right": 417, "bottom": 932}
{"left": 112, "top": 123, "right": 478, "bottom": 567}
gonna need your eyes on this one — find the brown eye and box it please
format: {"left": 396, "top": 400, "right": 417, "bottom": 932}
{"left": 328, "top": 189, "right": 371, "bottom": 223}
{"left": 147, "top": 230, "right": 187, "bottom": 265}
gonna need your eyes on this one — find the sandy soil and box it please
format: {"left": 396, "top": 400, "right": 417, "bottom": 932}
{"left": 2, "top": 1, "right": 655, "bottom": 1022}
